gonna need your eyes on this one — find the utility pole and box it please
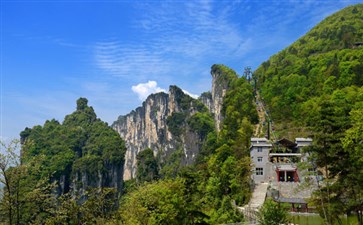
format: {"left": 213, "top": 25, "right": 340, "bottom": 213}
{"left": 244, "top": 67, "right": 252, "bottom": 82}
{"left": 252, "top": 72, "right": 257, "bottom": 96}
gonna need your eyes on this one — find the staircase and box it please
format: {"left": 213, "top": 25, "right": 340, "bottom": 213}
{"left": 238, "top": 182, "right": 269, "bottom": 223}
{"left": 249, "top": 182, "right": 269, "bottom": 208}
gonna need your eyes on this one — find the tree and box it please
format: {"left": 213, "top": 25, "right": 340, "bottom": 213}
{"left": 80, "top": 188, "right": 118, "bottom": 224}
{"left": 341, "top": 109, "right": 363, "bottom": 225}
{"left": 119, "top": 179, "right": 194, "bottom": 225}
{"left": 0, "top": 139, "right": 22, "bottom": 225}
{"left": 187, "top": 112, "right": 215, "bottom": 139}
{"left": 44, "top": 193, "right": 80, "bottom": 225}
{"left": 257, "top": 199, "right": 289, "bottom": 225}
{"left": 24, "top": 179, "right": 57, "bottom": 224}
{"left": 305, "top": 91, "right": 358, "bottom": 224}
{"left": 43, "top": 187, "right": 118, "bottom": 225}
{"left": 300, "top": 87, "right": 363, "bottom": 224}
{"left": 136, "top": 148, "right": 158, "bottom": 184}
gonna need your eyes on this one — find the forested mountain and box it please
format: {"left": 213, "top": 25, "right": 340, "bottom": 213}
{"left": 20, "top": 98, "right": 126, "bottom": 196}
{"left": 255, "top": 4, "right": 363, "bottom": 130}
{"left": 0, "top": 98, "right": 127, "bottom": 224}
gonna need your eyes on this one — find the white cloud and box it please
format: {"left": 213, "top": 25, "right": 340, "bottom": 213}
{"left": 182, "top": 89, "right": 198, "bottom": 99}
{"left": 131, "top": 81, "right": 166, "bottom": 101}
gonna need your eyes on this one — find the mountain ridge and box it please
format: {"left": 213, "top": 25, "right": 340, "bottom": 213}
{"left": 255, "top": 3, "right": 363, "bottom": 136}
{"left": 111, "top": 66, "right": 234, "bottom": 180}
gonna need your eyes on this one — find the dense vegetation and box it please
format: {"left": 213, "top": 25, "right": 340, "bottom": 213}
{"left": 305, "top": 89, "right": 363, "bottom": 224}
{"left": 257, "top": 199, "right": 289, "bottom": 225}
{"left": 255, "top": 4, "right": 363, "bottom": 125}
{"left": 0, "top": 98, "right": 127, "bottom": 224}
{"left": 255, "top": 4, "right": 363, "bottom": 224}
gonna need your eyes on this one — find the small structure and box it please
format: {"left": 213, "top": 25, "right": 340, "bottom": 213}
{"left": 276, "top": 164, "right": 299, "bottom": 182}
{"left": 276, "top": 197, "right": 309, "bottom": 213}
{"left": 250, "top": 138, "right": 272, "bottom": 183}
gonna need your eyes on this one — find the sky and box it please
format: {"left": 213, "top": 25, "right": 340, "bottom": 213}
{"left": 1, "top": 0, "right": 361, "bottom": 141}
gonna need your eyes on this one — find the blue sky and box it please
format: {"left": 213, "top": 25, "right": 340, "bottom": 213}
{"left": 1, "top": 0, "right": 361, "bottom": 141}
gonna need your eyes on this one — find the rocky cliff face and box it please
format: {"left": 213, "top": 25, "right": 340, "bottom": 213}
{"left": 113, "top": 86, "right": 208, "bottom": 180}
{"left": 199, "top": 91, "right": 213, "bottom": 113}
{"left": 210, "top": 65, "right": 236, "bottom": 131}
{"left": 113, "top": 65, "right": 234, "bottom": 180}
{"left": 113, "top": 91, "right": 171, "bottom": 180}
{"left": 69, "top": 162, "right": 123, "bottom": 201}
{"left": 199, "top": 65, "right": 236, "bottom": 131}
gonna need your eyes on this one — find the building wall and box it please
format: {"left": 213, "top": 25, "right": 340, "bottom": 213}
{"left": 250, "top": 138, "right": 272, "bottom": 183}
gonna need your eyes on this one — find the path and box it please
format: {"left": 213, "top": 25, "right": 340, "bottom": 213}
{"left": 248, "top": 182, "right": 269, "bottom": 208}
{"left": 238, "top": 183, "right": 269, "bottom": 222}
{"left": 254, "top": 92, "right": 266, "bottom": 137}
{"left": 254, "top": 91, "right": 277, "bottom": 141}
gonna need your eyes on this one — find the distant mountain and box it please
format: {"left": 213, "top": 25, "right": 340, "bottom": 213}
{"left": 255, "top": 4, "right": 363, "bottom": 128}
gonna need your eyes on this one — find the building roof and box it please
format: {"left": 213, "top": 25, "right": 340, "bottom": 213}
{"left": 295, "top": 138, "right": 312, "bottom": 142}
{"left": 269, "top": 153, "right": 302, "bottom": 157}
{"left": 251, "top": 137, "right": 269, "bottom": 142}
{"left": 276, "top": 197, "right": 307, "bottom": 204}
{"left": 250, "top": 137, "right": 272, "bottom": 150}
{"left": 276, "top": 164, "right": 297, "bottom": 171}
{"left": 277, "top": 138, "right": 297, "bottom": 148}
{"left": 251, "top": 143, "right": 272, "bottom": 147}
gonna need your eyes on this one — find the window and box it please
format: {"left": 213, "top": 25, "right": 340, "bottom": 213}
{"left": 256, "top": 168, "right": 263, "bottom": 175}
{"left": 257, "top": 147, "right": 263, "bottom": 152}
{"left": 257, "top": 157, "right": 263, "bottom": 162}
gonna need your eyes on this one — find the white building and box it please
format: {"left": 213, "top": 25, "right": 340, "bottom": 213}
{"left": 250, "top": 138, "right": 272, "bottom": 183}
{"left": 250, "top": 137, "right": 312, "bottom": 184}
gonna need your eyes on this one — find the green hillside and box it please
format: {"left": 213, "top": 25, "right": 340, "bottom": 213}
{"left": 256, "top": 4, "right": 363, "bottom": 224}
{"left": 255, "top": 4, "right": 363, "bottom": 131}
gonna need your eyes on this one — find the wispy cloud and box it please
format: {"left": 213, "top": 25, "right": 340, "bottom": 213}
{"left": 244, "top": 0, "right": 359, "bottom": 51}
{"left": 94, "top": 0, "right": 357, "bottom": 97}
{"left": 136, "top": 1, "right": 250, "bottom": 58}
{"left": 93, "top": 1, "right": 252, "bottom": 85}
{"left": 94, "top": 40, "right": 171, "bottom": 80}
